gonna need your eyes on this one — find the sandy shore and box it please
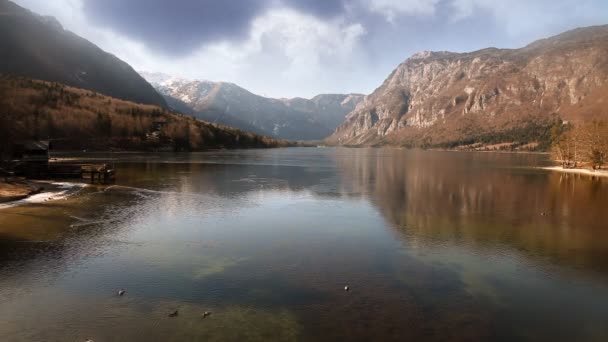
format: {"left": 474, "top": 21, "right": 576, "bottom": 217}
{"left": 0, "top": 179, "right": 88, "bottom": 209}
{"left": 0, "top": 179, "right": 44, "bottom": 203}
{"left": 542, "top": 166, "right": 608, "bottom": 178}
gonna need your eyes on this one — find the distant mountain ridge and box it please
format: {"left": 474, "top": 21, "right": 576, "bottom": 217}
{"left": 0, "top": 0, "right": 166, "bottom": 108}
{"left": 141, "top": 72, "right": 364, "bottom": 140}
{"left": 328, "top": 25, "right": 608, "bottom": 148}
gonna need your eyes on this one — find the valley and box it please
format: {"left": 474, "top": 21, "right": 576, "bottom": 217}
{"left": 141, "top": 72, "right": 363, "bottom": 141}
{"left": 1, "top": 1, "right": 608, "bottom": 341}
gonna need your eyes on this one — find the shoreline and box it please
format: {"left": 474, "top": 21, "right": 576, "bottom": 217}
{"left": 0, "top": 180, "right": 87, "bottom": 209}
{"left": 542, "top": 166, "right": 608, "bottom": 178}
{"left": 325, "top": 145, "right": 550, "bottom": 155}
{"left": 0, "top": 179, "right": 45, "bottom": 204}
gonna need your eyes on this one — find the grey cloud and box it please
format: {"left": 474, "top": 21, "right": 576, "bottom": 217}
{"left": 82, "top": 0, "right": 270, "bottom": 55}
{"left": 82, "top": 0, "right": 608, "bottom": 60}
{"left": 82, "top": 0, "right": 349, "bottom": 56}
{"left": 280, "top": 0, "right": 346, "bottom": 18}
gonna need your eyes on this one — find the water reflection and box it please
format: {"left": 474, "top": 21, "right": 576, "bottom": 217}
{"left": 335, "top": 148, "right": 608, "bottom": 275}
{"left": 1, "top": 148, "right": 607, "bottom": 341}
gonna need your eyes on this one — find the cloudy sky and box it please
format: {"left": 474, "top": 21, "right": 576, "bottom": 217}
{"left": 14, "top": 0, "right": 608, "bottom": 98}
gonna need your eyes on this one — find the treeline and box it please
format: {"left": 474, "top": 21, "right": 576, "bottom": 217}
{"left": 433, "top": 120, "right": 555, "bottom": 151}
{"left": 551, "top": 119, "right": 608, "bottom": 169}
{"left": 0, "top": 76, "right": 292, "bottom": 158}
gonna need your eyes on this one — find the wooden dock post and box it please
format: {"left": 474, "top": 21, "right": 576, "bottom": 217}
{"left": 80, "top": 164, "right": 115, "bottom": 184}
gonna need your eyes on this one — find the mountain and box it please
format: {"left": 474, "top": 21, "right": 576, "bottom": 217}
{"left": 286, "top": 94, "right": 366, "bottom": 135}
{"left": 328, "top": 25, "right": 608, "bottom": 149}
{"left": 141, "top": 72, "right": 364, "bottom": 140}
{"left": 0, "top": 0, "right": 166, "bottom": 108}
{"left": 0, "top": 76, "right": 290, "bottom": 153}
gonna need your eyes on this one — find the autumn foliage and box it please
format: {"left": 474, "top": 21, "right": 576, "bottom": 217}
{"left": 551, "top": 119, "right": 608, "bottom": 169}
{"left": 0, "top": 76, "right": 291, "bottom": 157}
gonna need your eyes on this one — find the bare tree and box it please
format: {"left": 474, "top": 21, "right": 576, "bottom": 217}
{"left": 552, "top": 121, "right": 580, "bottom": 168}
{"left": 553, "top": 120, "right": 608, "bottom": 169}
{"left": 580, "top": 120, "right": 608, "bottom": 169}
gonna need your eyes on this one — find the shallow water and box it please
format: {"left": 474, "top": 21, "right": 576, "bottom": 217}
{"left": 1, "top": 148, "right": 607, "bottom": 341}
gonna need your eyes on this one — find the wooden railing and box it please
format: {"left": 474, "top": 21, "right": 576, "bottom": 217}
{"left": 80, "top": 164, "right": 115, "bottom": 184}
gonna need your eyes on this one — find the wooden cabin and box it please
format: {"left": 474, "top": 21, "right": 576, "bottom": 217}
{"left": 12, "top": 140, "right": 50, "bottom": 177}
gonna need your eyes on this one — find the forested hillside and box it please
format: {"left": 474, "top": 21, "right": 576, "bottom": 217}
{"left": 0, "top": 76, "right": 290, "bottom": 156}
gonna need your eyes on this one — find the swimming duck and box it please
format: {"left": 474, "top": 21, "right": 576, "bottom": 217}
{"left": 168, "top": 310, "right": 179, "bottom": 317}
{"left": 117, "top": 289, "right": 126, "bottom": 296}
{"left": 202, "top": 311, "right": 212, "bottom": 318}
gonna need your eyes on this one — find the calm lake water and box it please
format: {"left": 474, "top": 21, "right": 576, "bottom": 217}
{"left": 1, "top": 148, "right": 608, "bottom": 341}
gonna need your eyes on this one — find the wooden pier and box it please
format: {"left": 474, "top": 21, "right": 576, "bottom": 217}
{"left": 9, "top": 141, "right": 116, "bottom": 184}
{"left": 80, "top": 164, "right": 115, "bottom": 184}
{"left": 16, "top": 160, "right": 116, "bottom": 184}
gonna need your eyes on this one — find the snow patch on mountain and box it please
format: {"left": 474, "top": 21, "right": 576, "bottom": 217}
{"left": 139, "top": 71, "right": 365, "bottom": 140}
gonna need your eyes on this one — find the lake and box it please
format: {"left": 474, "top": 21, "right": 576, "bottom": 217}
{"left": 1, "top": 148, "right": 607, "bottom": 341}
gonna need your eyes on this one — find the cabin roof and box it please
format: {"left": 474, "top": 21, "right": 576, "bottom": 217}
{"left": 18, "top": 140, "right": 50, "bottom": 151}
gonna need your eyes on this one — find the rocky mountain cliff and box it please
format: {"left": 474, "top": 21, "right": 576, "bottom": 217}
{"left": 328, "top": 25, "right": 608, "bottom": 148}
{"left": 0, "top": 0, "right": 166, "bottom": 108}
{"left": 141, "top": 72, "right": 363, "bottom": 140}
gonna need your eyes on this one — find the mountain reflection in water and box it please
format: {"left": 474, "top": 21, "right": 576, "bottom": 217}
{"left": 0, "top": 148, "right": 607, "bottom": 341}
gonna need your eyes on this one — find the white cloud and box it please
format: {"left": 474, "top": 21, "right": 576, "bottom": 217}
{"left": 368, "top": 0, "right": 441, "bottom": 22}
{"left": 127, "top": 8, "right": 369, "bottom": 97}
{"left": 246, "top": 9, "right": 367, "bottom": 80}
{"left": 448, "top": 0, "right": 608, "bottom": 39}
{"left": 239, "top": 9, "right": 365, "bottom": 94}
{"left": 449, "top": 0, "right": 477, "bottom": 21}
